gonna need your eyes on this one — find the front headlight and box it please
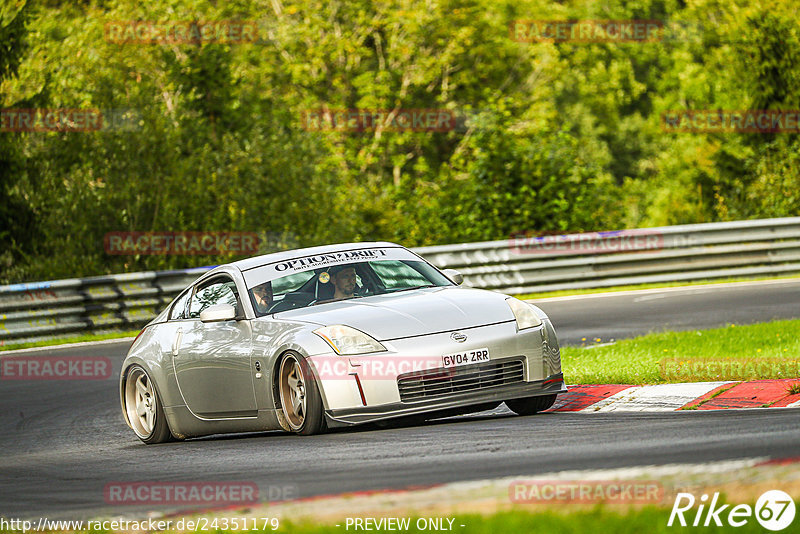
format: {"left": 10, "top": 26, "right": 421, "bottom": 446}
{"left": 506, "top": 297, "right": 543, "bottom": 330}
{"left": 313, "top": 325, "right": 387, "bottom": 355}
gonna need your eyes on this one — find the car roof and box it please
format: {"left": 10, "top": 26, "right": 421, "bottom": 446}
{"left": 230, "top": 241, "right": 404, "bottom": 273}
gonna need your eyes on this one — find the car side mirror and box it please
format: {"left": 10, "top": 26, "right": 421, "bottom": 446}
{"left": 199, "top": 304, "right": 237, "bottom": 323}
{"left": 442, "top": 268, "right": 464, "bottom": 285}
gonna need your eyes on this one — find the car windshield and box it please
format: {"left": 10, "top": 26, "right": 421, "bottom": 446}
{"left": 248, "top": 258, "right": 452, "bottom": 316}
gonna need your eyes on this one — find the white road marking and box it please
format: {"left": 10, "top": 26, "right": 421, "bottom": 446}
{"left": 508, "top": 457, "right": 770, "bottom": 482}
{"left": 586, "top": 382, "right": 733, "bottom": 412}
{"left": 393, "top": 457, "right": 770, "bottom": 497}
{"left": 529, "top": 277, "right": 800, "bottom": 303}
{"left": 0, "top": 337, "right": 135, "bottom": 356}
{"left": 633, "top": 294, "right": 668, "bottom": 302}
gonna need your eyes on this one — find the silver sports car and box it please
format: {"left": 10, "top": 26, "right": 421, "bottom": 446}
{"left": 120, "top": 242, "right": 566, "bottom": 443}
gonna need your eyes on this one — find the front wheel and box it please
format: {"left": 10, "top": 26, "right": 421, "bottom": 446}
{"left": 124, "top": 365, "right": 173, "bottom": 444}
{"left": 277, "top": 352, "right": 326, "bottom": 435}
{"left": 505, "top": 394, "right": 557, "bottom": 416}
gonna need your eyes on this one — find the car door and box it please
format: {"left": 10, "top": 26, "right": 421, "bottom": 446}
{"left": 173, "top": 275, "right": 257, "bottom": 418}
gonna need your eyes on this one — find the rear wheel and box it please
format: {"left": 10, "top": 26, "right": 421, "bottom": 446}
{"left": 505, "top": 394, "right": 557, "bottom": 416}
{"left": 124, "top": 365, "right": 172, "bottom": 444}
{"left": 277, "top": 352, "right": 326, "bottom": 435}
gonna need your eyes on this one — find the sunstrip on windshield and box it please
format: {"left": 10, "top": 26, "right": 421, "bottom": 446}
{"left": 242, "top": 246, "right": 419, "bottom": 287}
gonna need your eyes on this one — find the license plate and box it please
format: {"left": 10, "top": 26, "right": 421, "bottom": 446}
{"left": 442, "top": 348, "right": 490, "bottom": 368}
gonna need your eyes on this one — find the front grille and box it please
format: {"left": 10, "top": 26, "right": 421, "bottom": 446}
{"left": 397, "top": 357, "right": 525, "bottom": 403}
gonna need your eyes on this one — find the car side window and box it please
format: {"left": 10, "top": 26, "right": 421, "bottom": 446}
{"left": 169, "top": 289, "right": 191, "bottom": 321}
{"left": 188, "top": 278, "right": 240, "bottom": 319}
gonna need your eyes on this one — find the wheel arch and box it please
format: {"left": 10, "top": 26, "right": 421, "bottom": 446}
{"left": 119, "top": 359, "right": 177, "bottom": 438}
{"left": 269, "top": 345, "right": 332, "bottom": 412}
{"left": 270, "top": 348, "right": 331, "bottom": 433}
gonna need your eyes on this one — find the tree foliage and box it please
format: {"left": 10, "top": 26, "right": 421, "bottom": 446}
{"left": 1, "top": 0, "right": 798, "bottom": 282}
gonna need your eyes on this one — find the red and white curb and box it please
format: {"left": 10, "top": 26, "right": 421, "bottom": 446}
{"left": 548, "top": 379, "right": 800, "bottom": 412}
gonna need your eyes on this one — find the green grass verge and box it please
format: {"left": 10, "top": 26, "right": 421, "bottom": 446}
{"left": 562, "top": 319, "right": 800, "bottom": 384}
{"left": 519, "top": 273, "right": 800, "bottom": 300}
{"left": 0, "top": 330, "right": 140, "bottom": 352}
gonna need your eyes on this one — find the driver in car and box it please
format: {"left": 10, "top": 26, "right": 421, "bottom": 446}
{"left": 252, "top": 282, "right": 273, "bottom": 314}
{"left": 330, "top": 265, "right": 358, "bottom": 300}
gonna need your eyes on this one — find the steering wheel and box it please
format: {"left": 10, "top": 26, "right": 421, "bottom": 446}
{"left": 354, "top": 284, "right": 371, "bottom": 296}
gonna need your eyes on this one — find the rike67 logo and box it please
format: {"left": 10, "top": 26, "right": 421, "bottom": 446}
{"left": 668, "top": 490, "right": 796, "bottom": 531}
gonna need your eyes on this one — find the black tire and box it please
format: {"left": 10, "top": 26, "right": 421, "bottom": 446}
{"left": 123, "top": 365, "right": 173, "bottom": 444}
{"left": 277, "top": 352, "right": 326, "bottom": 435}
{"left": 505, "top": 394, "right": 557, "bottom": 416}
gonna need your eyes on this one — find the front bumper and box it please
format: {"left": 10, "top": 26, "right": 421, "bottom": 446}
{"left": 309, "top": 320, "right": 565, "bottom": 425}
{"left": 325, "top": 372, "right": 566, "bottom": 425}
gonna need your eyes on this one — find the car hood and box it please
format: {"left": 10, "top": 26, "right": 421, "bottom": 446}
{"left": 273, "top": 287, "right": 516, "bottom": 340}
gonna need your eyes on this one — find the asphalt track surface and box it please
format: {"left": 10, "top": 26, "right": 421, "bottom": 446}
{"left": 2, "top": 279, "right": 799, "bottom": 519}
{"left": 532, "top": 278, "right": 800, "bottom": 346}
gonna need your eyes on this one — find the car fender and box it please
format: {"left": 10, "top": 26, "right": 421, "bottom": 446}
{"left": 119, "top": 324, "right": 185, "bottom": 433}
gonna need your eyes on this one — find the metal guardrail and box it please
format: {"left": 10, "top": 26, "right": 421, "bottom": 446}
{"left": 2, "top": 218, "right": 800, "bottom": 345}
{"left": 417, "top": 217, "right": 800, "bottom": 293}
{"left": 0, "top": 268, "right": 209, "bottom": 345}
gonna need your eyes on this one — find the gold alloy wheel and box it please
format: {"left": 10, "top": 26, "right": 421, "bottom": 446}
{"left": 279, "top": 354, "right": 308, "bottom": 431}
{"left": 125, "top": 366, "right": 157, "bottom": 439}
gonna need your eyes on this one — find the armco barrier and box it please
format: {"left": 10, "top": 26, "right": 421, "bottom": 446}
{"left": 418, "top": 217, "right": 800, "bottom": 293}
{"left": 0, "top": 268, "right": 209, "bottom": 345}
{"left": 2, "top": 218, "right": 800, "bottom": 345}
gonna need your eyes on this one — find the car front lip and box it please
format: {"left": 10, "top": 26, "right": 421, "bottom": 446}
{"left": 308, "top": 321, "right": 563, "bottom": 421}
{"left": 324, "top": 373, "right": 566, "bottom": 425}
